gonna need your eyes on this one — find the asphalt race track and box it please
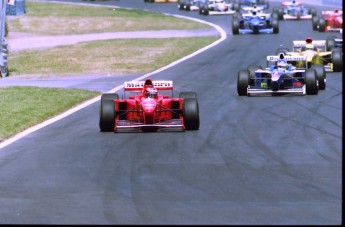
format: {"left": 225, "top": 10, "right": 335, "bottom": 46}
{"left": 0, "top": 0, "right": 342, "bottom": 224}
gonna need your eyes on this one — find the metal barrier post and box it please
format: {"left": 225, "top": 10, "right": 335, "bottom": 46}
{"left": 0, "top": 0, "right": 9, "bottom": 77}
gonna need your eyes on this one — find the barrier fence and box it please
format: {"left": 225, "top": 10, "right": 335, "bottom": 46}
{"left": 0, "top": 0, "right": 25, "bottom": 77}
{"left": 0, "top": 0, "right": 8, "bottom": 77}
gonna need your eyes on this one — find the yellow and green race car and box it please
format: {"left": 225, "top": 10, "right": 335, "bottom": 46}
{"left": 276, "top": 37, "right": 343, "bottom": 72}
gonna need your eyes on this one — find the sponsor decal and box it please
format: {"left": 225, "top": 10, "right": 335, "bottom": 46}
{"left": 125, "top": 81, "right": 173, "bottom": 88}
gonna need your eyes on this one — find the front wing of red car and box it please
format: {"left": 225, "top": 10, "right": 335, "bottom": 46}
{"left": 115, "top": 119, "right": 185, "bottom": 132}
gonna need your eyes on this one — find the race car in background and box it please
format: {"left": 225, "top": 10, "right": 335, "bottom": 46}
{"left": 234, "top": 0, "right": 269, "bottom": 11}
{"left": 179, "top": 0, "right": 235, "bottom": 11}
{"left": 325, "top": 36, "right": 343, "bottom": 51}
{"left": 178, "top": 0, "right": 207, "bottom": 11}
{"left": 198, "top": 0, "right": 238, "bottom": 15}
{"left": 235, "top": 4, "right": 278, "bottom": 19}
{"left": 312, "top": 9, "right": 343, "bottom": 32}
{"left": 237, "top": 53, "right": 322, "bottom": 96}
{"left": 240, "top": 4, "right": 266, "bottom": 13}
{"left": 232, "top": 8, "right": 279, "bottom": 34}
{"left": 99, "top": 78, "right": 200, "bottom": 132}
{"left": 276, "top": 37, "right": 343, "bottom": 72}
{"left": 144, "top": 0, "right": 178, "bottom": 2}
{"left": 273, "top": 0, "right": 317, "bottom": 20}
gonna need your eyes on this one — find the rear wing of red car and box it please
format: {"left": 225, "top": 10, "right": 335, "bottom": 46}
{"left": 124, "top": 80, "right": 174, "bottom": 91}
{"left": 322, "top": 10, "right": 343, "bottom": 16}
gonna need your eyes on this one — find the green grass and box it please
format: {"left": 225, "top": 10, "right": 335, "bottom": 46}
{"left": 8, "top": 37, "right": 217, "bottom": 76}
{"left": 7, "top": 1, "right": 210, "bottom": 35}
{"left": 0, "top": 87, "right": 100, "bottom": 141}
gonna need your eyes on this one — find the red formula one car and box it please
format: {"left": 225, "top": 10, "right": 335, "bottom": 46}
{"left": 312, "top": 9, "right": 343, "bottom": 32}
{"left": 99, "top": 78, "right": 200, "bottom": 132}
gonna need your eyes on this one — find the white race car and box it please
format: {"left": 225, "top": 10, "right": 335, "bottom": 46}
{"left": 241, "top": 4, "right": 266, "bottom": 13}
{"left": 273, "top": 1, "right": 316, "bottom": 20}
{"left": 178, "top": 0, "right": 207, "bottom": 11}
{"left": 199, "top": 0, "right": 238, "bottom": 15}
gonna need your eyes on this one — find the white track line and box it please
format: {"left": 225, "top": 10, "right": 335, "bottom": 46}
{"left": 0, "top": 2, "right": 226, "bottom": 150}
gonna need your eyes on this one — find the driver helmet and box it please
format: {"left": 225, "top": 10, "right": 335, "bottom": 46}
{"left": 251, "top": 5, "right": 260, "bottom": 14}
{"left": 277, "top": 59, "right": 288, "bottom": 70}
{"left": 145, "top": 86, "right": 158, "bottom": 98}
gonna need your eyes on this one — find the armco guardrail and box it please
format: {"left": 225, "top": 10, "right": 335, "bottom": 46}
{"left": 0, "top": 0, "right": 26, "bottom": 77}
{"left": 0, "top": 0, "right": 8, "bottom": 77}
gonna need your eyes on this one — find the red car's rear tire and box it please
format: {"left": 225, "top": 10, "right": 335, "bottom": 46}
{"left": 99, "top": 93, "right": 118, "bottom": 132}
{"left": 183, "top": 98, "right": 199, "bottom": 130}
{"left": 312, "top": 16, "right": 318, "bottom": 30}
{"left": 318, "top": 18, "right": 326, "bottom": 32}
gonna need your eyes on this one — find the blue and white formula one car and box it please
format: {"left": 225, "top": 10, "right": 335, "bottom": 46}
{"left": 199, "top": 0, "right": 238, "bottom": 15}
{"left": 273, "top": 0, "right": 317, "bottom": 20}
{"left": 237, "top": 53, "right": 322, "bottom": 96}
{"left": 326, "top": 36, "right": 342, "bottom": 51}
{"left": 232, "top": 8, "right": 279, "bottom": 34}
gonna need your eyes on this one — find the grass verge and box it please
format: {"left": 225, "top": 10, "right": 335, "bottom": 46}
{"left": 0, "top": 87, "right": 100, "bottom": 142}
{"left": 9, "top": 37, "right": 218, "bottom": 76}
{"left": 7, "top": 0, "right": 210, "bottom": 35}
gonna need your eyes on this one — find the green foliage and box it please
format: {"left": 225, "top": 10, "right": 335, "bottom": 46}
{"left": 26, "top": 1, "right": 165, "bottom": 17}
